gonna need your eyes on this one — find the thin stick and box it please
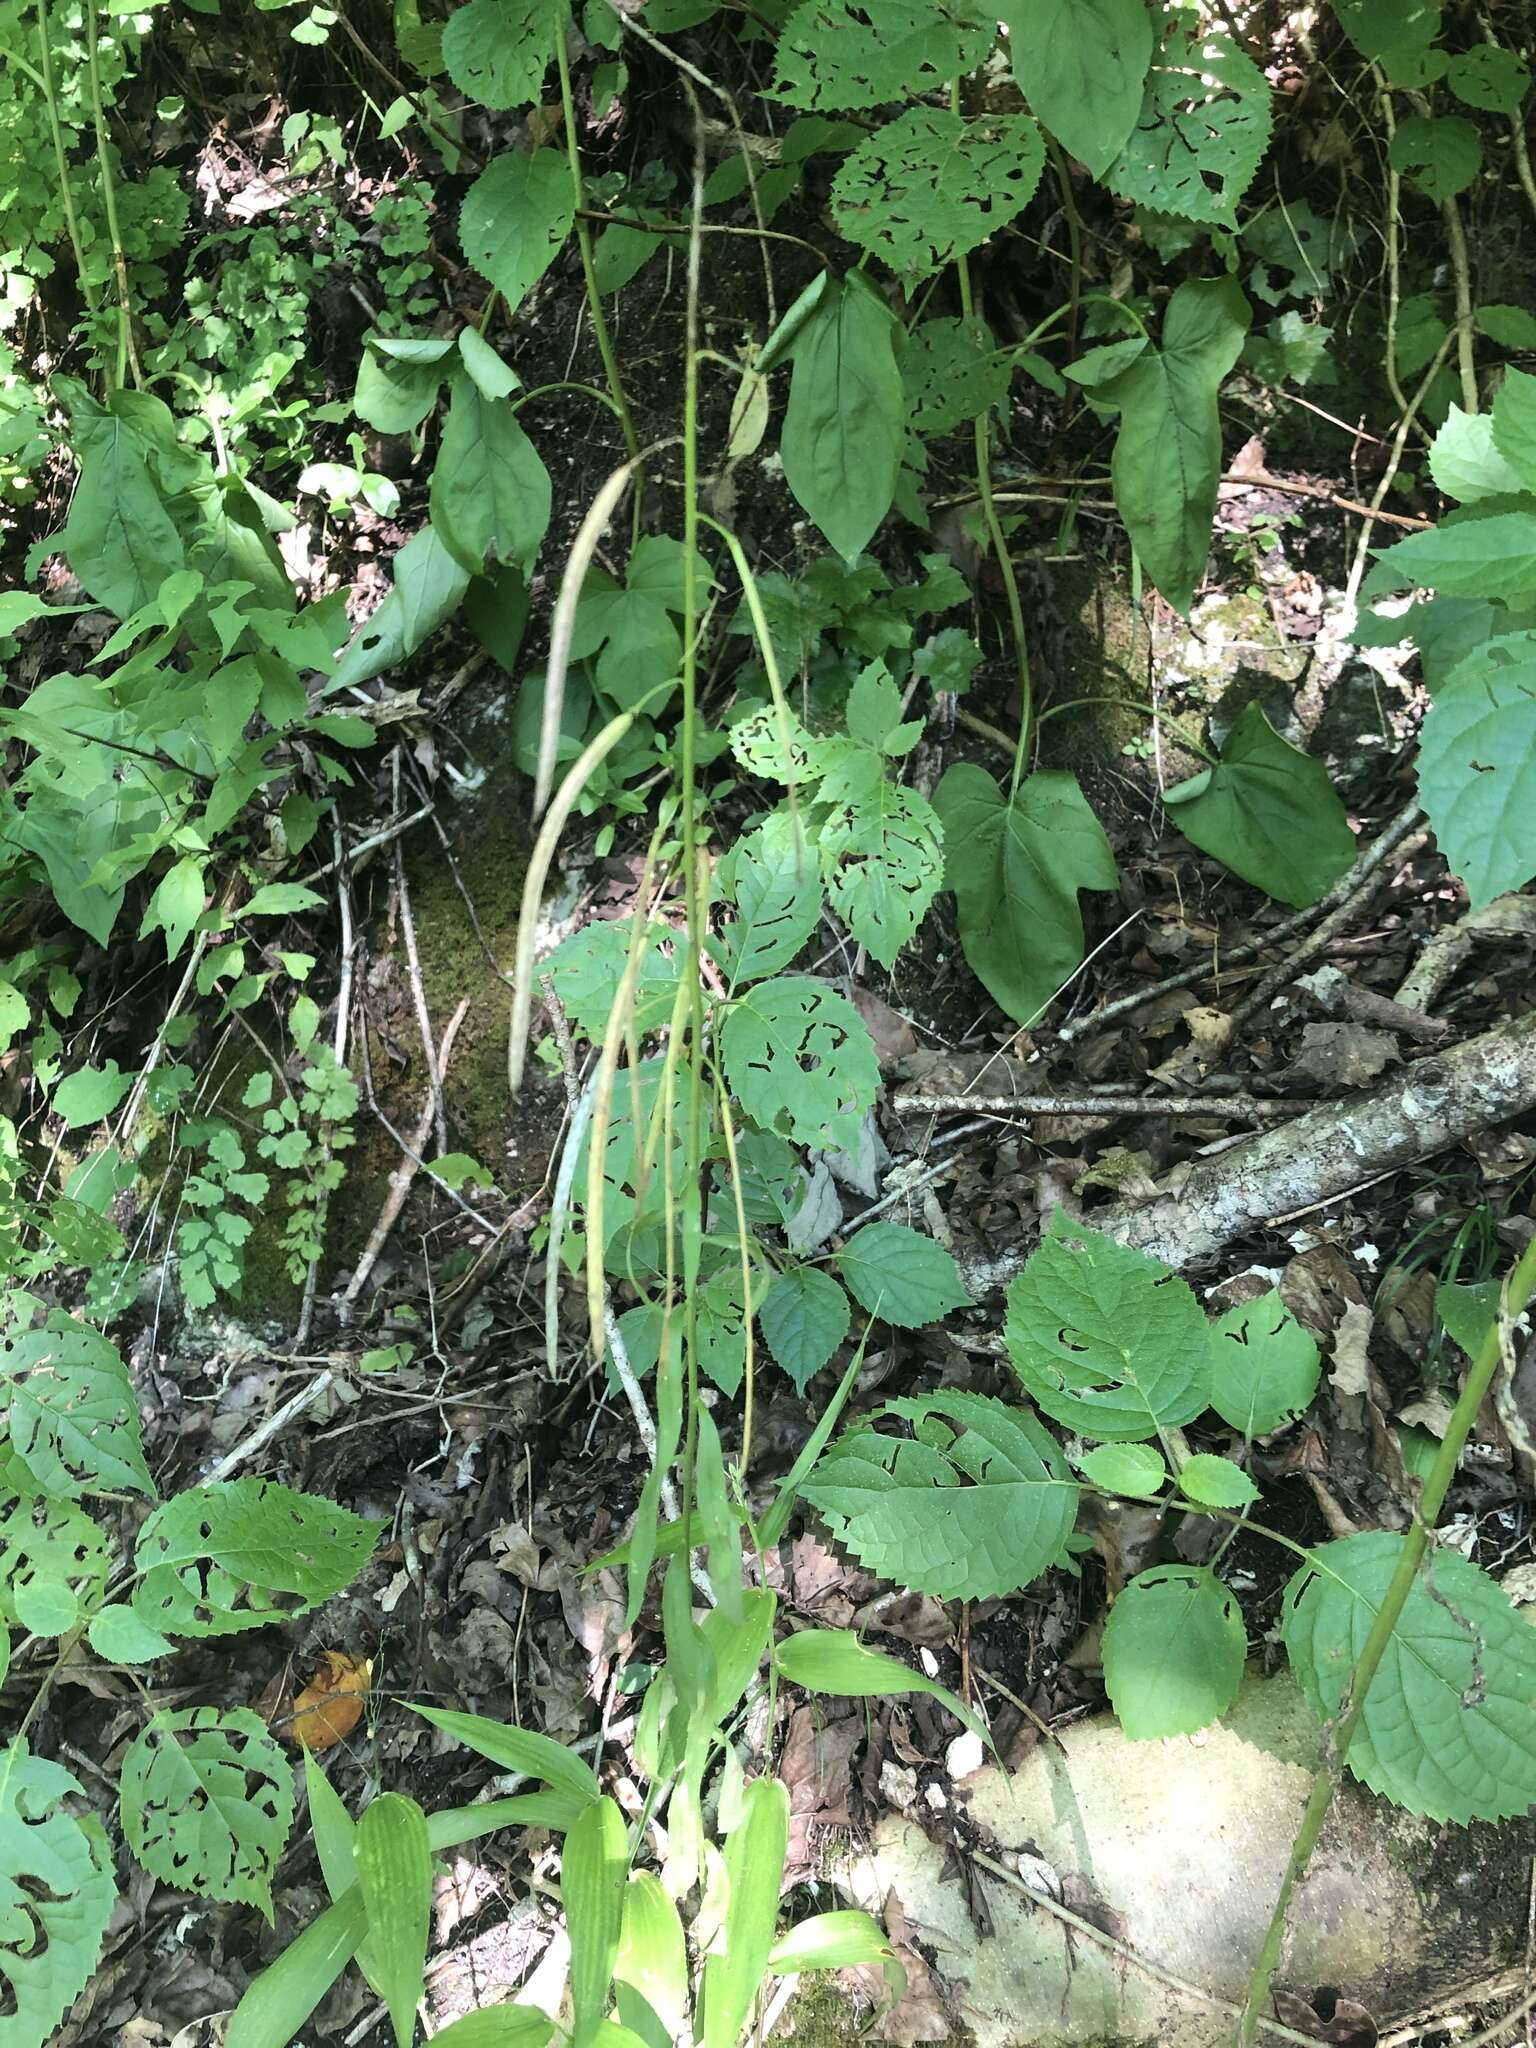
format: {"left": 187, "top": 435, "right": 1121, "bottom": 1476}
{"left": 892, "top": 1091, "right": 1312, "bottom": 1120}
{"left": 296, "top": 822, "right": 358, "bottom": 1348}
{"left": 391, "top": 756, "right": 446, "bottom": 1156}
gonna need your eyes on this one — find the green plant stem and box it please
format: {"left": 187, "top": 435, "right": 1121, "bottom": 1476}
{"left": 1043, "top": 135, "right": 1083, "bottom": 353}
{"left": 513, "top": 379, "right": 628, "bottom": 423}
{"left": 30, "top": 0, "right": 97, "bottom": 317}
{"left": 1236, "top": 1231, "right": 1536, "bottom": 2046}
{"left": 1441, "top": 194, "right": 1479, "bottom": 414}
{"left": 1035, "top": 692, "right": 1218, "bottom": 765}
{"left": 83, "top": 0, "right": 141, "bottom": 389}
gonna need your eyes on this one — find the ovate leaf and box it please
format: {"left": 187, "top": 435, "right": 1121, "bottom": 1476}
{"left": 1004, "top": 0, "right": 1153, "bottom": 176}
{"left": 1077, "top": 1441, "right": 1166, "bottom": 1498}
{"left": 1375, "top": 512, "right": 1536, "bottom": 602}
{"left": 1103, "top": 1565, "right": 1246, "bottom": 1737}
{"left": 1447, "top": 43, "right": 1530, "bottom": 115}
{"left": 835, "top": 1223, "right": 971, "bottom": 1330}
{"left": 770, "top": 0, "right": 993, "bottom": 111}
{"left": 830, "top": 109, "right": 1044, "bottom": 277}
{"left": 1176, "top": 1453, "right": 1259, "bottom": 1509}
{"left": 1283, "top": 1531, "right": 1536, "bottom": 1823}
{"left": 431, "top": 378, "right": 552, "bottom": 576}
{"left": 758, "top": 1265, "right": 851, "bottom": 1393}
{"left": 329, "top": 525, "right": 471, "bottom": 693}
{"left": 121, "top": 1707, "right": 294, "bottom": 1915}
{"left": 1417, "top": 632, "right": 1536, "bottom": 904}
{"left": 460, "top": 150, "right": 574, "bottom": 312}
{"left": 354, "top": 335, "right": 454, "bottom": 434}
{"left": 0, "top": 1743, "right": 115, "bottom": 2045}
{"left": 442, "top": 0, "right": 564, "bottom": 107}
{"left": 718, "top": 813, "right": 824, "bottom": 987}
{"left": 0, "top": 1476, "right": 111, "bottom": 1627}
{"left": 1491, "top": 367, "right": 1536, "bottom": 491}
{"left": 1428, "top": 405, "right": 1525, "bottom": 503}
{"left": 52, "top": 1060, "right": 134, "bottom": 1131}
{"left": 903, "top": 316, "right": 1012, "bottom": 433}
{"left": 820, "top": 779, "right": 943, "bottom": 968}
{"left": 1209, "top": 1289, "right": 1321, "bottom": 1436}
{"left": 0, "top": 1313, "right": 154, "bottom": 1497}
{"left": 719, "top": 977, "right": 878, "bottom": 1154}
{"left": 541, "top": 918, "right": 681, "bottom": 1041}
{"left": 803, "top": 1391, "right": 1076, "bottom": 1600}
{"left": 1388, "top": 115, "right": 1482, "bottom": 203}
{"left": 1163, "top": 703, "right": 1355, "bottom": 907}
{"left": 1104, "top": 20, "right": 1272, "bottom": 227}
{"left": 779, "top": 275, "right": 905, "bottom": 563}
{"left": 61, "top": 422, "right": 186, "bottom": 619}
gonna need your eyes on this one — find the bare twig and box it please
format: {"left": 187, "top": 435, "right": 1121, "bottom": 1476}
{"left": 391, "top": 754, "right": 446, "bottom": 1156}
{"left": 892, "top": 1091, "right": 1312, "bottom": 1121}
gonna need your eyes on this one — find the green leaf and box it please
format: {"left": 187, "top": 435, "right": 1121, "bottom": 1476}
{"left": 131, "top": 1478, "right": 378, "bottom": 1638}
{"left": 1492, "top": 368, "right": 1536, "bottom": 490}
{"left": 720, "top": 976, "right": 878, "bottom": 1155}
{"left": 703, "top": 1777, "right": 789, "bottom": 2048}
{"left": 902, "top": 316, "right": 1011, "bottom": 433}
{"left": 1283, "top": 1530, "right": 1536, "bottom": 1823}
{"left": 354, "top": 1793, "right": 432, "bottom": 2048}
{"left": 774, "top": 1629, "right": 989, "bottom": 1745}
{"left": 836, "top": 1223, "right": 970, "bottom": 1330}
{"left": 1447, "top": 42, "right": 1530, "bottom": 113}
{"left": 803, "top": 1390, "right": 1076, "bottom": 1600}
{"left": 460, "top": 150, "right": 574, "bottom": 312}
{"left": 1332, "top": 0, "right": 1441, "bottom": 66}
{"left": 0, "top": 1313, "right": 154, "bottom": 1497}
{"left": 820, "top": 777, "right": 943, "bottom": 969}
{"left": 1163, "top": 703, "right": 1355, "bottom": 908}
{"left": 1436, "top": 1277, "right": 1500, "bottom": 1358}
{"left": 409, "top": 1704, "right": 600, "bottom": 1806}
{"left": 1376, "top": 512, "right": 1536, "bottom": 601}
{"left": 459, "top": 325, "right": 521, "bottom": 399}
{"left": 718, "top": 814, "right": 824, "bottom": 986}
{"left": 542, "top": 918, "right": 682, "bottom": 1040}
{"left": 431, "top": 2009, "right": 557, "bottom": 2048}
{"left": 1478, "top": 304, "right": 1536, "bottom": 349}
{"left": 329, "top": 524, "right": 472, "bottom": 693}
{"left": 354, "top": 335, "right": 452, "bottom": 433}
{"left": 1104, "top": 20, "right": 1271, "bottom": 227}
{"left": 615, "top": 1872, "right": 688, "bottom": 2048}
{"left": 563, "top": 1796, "right": 628, "bottom": 2048}
{"left": 0, "top": 1475, "right": 110, "bottom": 1628}
{"left": 1099, "top": 275, "right": 1251, "bottom": 613}
{"left": 61, "top": 422, "right": 186, "bottom": 619}
{"left": 1417, "top": 632, "right": 1536, "bottom": 904}
{"left": 1003, "top": 0, "right": 1153, "bottom": 176}
{"left": 769, "top": 1910, "right": 902, "bottom": 1993}
{"left": 1102, "top": 1565, "right": 1246, "bottom": 1738}
{"left": 758, "top": 1265, "right": 850, "bottom": 1393}
{"left": 770, "top": 0, "right": 993, "bottom": 110}
{"left": 0, "top": 1743, "right": 115, "bottom": 2046}
{"left": 1209, "top": 1289, "right": 1321, "bottom": 1436}
{"left": 121, "top": 1707, "right": 294, "bottom": 1915}
{"left": 1004, "top": 1214, "right": 1213, "bottom": 1441}
{"left": 443, "top": 0, "right": 564, "bottom": 107}
{"left": 779, "top": 275, "right": 905, "bottom": 563}
{"left": 1077, "top": 1441, "right": 1166, "bottom": 1498}
{"left": 1388, "top": 115, "right": 1482, "bottom": 203}
{"left": 15, "top": 1576, "right": 78, "bottom": 1637}
{"left": 240, "top": 881, "right": 325, "bottom": 919}
{"left": 87, "top": 1603, "right": 176, "bottom": 1662}
{"left": 140, "top": 856, "right": 207, "bottom": 962}
{"left": 1177, "top": 1453, "right": 1258, "bottom": 1509}
{"left": 830, "top": 109, "right": 1043, "bottom": 277}
{"left": 931, "top": 764, "right": 1118, "bottom": 1026}
{"left": 226, "top": 1891, "right": 369, "bottom": 2048}
{"left": 431, "top": 378, "right": 552, "bottom": 576}
{"left": 1428, "top": 405, "right": 1525, "bottom": 504}
{"left": 53, "top": 1059, "right": 134, "bottom": 1131}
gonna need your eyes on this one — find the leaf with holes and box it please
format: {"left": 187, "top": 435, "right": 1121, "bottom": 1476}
{"left": 697, "top": 1266, "right": 757, "bottom": 1399}
{"left": 1103, "top": 1565, "right": 1246, "bottom": 1738}
{"left": 771, "top": 0, "right": 994, "bottom": 110}
{"left": 1283, "top": 1531, "right": 1536, "bottom": 1822}
{"left": 820, "top": 780, "right": 943, "bottom": 969}
{"left": 431, "top": 378, "right": 552, "bottom": 577}
{"left": 831, "top": 109, "right": 1044, "bottom": 277}
{"left": 720, "top": 977, "right": 878, "bottom": 1155}
{"left": 443, "top": 0, "right": 565, "bottom": 108}
{"left": 803, "top": 1392, "right": 1076, "bottom": 1602}
{"left": 131, "top": 1478, "right": 378, "bottom": 1639}
{"left": 1003, "top": 0, "right": 1153, "bottom": 176}
{"left": 1, "top": 1313, "right": 154, "bottom": 1498}
{"left": 1388, "top": 116, "right": 1482, "bottom": 204}
{"left": 1004, "top": 1214, "right": 1213, "bottom": 1441}
{"left": 1209, "top": 1289, "right": 1321, "bottom": 1436}
{"left": 836, "top": 1223, "right": 971, "bottom": 1330}
{"left": 717, "top": 813, "right": 824, "bottom": 987}
{"left": 1104, "top": 20, "right": 1271, "bottom": 227}
{"left": 902, "top": 316, "right": 1012, "bottom": 434}
{"left": 1163, "top": 703, "right": 1355, "bottom": 907}
{"left": 758, "top": 1266, "right": 851, "bottom": 1394}
{"left": 1448, "top": 43, "right": 1530, "bottom": 115}
{"left": 779, "top": 275, "right": 905, "bottom": 563}
{"left": 1417, "top": 632, "right": 1536, "bottom": 906}
{"left": 0, "top": 1743, "right": 116, "bottom": 2046}
{"left": 541, "top": 918, "right": 681, "bottom": 1041}
{"left": 0, "top": 1468, "right": 111, "bottom": 1628}
{"left": 121, "top": 1707, "right": 295, "bottom": 1915}
{"left": 460, "top": 151, "right": 574, "bottom": 313}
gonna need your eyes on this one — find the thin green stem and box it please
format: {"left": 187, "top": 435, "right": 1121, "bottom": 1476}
{"left": 512, "top": 379, "right": 627, "bottom": 422}
{"left": 1237, "top": 1232, "right": 1536, "bottom": 2045}
{"left": 30, "top": 0, "right": 97, "bottom": 316}
{"left": 83, "top": 0, "right": 140, "bottom": 388}
{"left": 1043, "top": 135, "right": 1083, "bottom": 353}
{"left": 1035, "top": 692, "right": 1218, "bottom": 765}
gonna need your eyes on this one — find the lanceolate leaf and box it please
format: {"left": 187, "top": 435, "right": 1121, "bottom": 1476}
{"left": 1417, "top": 632, "right": 1536, "bottom": 905}
{"left": 354, "top": 1794, "right": 432, "bottom": 2048}
{"left": 830, "top": 109, "right": 1044, "bottom": 277}
{"left": 932, "top": 764, "right": 1118, "bottom": 1026}
{"left": 563, "top": 1797, "right": 629, "bottom": 2048}
{"left": 1163, "top": 702, "right": 1355, "bottom": 907}
{"left": 771, "top": 0, "right": 994, "bottom": 111}
{"left": 328, "top": 525, "right": 471, "bottom": 694}
{"left": 121, "top": 1707, "right": 295, "bottom": 1915}
{"left": 0, "top": 1743, "right": 115, "bottom": 2047}
{"left": 1103, "top": 1565, "right": 1246, "bottom": 1737}
{"left": 431, "top": 377, "right": 552, "bottom": 576}
{"left": 1004, "top": 0, "right": 1154, "bottom": 177}
{"left": 803, "top": 1390, "right": 1077, "bottom": 1601}
{"left": 720, "top": 976, "right": 878, "bottom": 1154}
{"left": 1104, "top": 19, "right": 1272, "bottom": 226}
{"left": 460, "top": 150, "right": 575, "bottom": 313}
{"left": 1283, "top": 1531, "right": 1536, "bottom": 1823}
{"left": 703, "top": 1778, "right": 790, "bottom": 2048}
{"left": 1099, "top": 275, "right": 1251, "bottom": 613}
{"left": 779, "top": 275, "right": 905, "bottom": 563}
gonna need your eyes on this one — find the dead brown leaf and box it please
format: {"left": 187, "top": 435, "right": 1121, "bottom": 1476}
{"left": 1291, "top": 1022, "right": 1398, "bottom": 1089}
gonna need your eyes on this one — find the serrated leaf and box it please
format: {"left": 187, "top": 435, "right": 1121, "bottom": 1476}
{"left": 718, "top": 814, "right": 823, "bottom": 987}
{"left": 1492, "top": 368, "right": 1536, "bottom": 492}
{"left": 830, "top": 109, "right": 1044, "bottom": 278}
{"left": 0, "top": 1743, "right": 115, "bottom": 2046}
{"left": 442, "top": 0, "right": 563, "bottom": 107}
{"left": 902, "top": 316, "right": 1011, "bottom": 434}
{"left": 53, "top": 1059, "right": 135, "bottom": 1131}
{"left": 131, "top": 1478, "right": 378, "bottom": 1638}
{"left": 803, "top": 1390, "right": 1076, "bottom": 1600}
{"left": 1077, "top": 1441, "right": 1166, "bottom": 1498}
{"left": 1177, "top": 1453, "right": 1258, "bottom": 1509}
{"left": 541, "top": 918, "right": 682, "bottom": 1040}
{"left": 1388, "top": 115, "right": 1481, "bottom": 203}
{"left": 836, "top": 1223, "right": 971, "bottom": 1329}
{"left": 932, "top": 765, "right": 1117, "bottom": 1026}
{"left": 460, "top": 150, "right": 574, "bottom": 313}
{"left": 1209, "top": 1289, "right": 1321, "bottom": 1436}
{"left": 1283, "top": 1531, "right": 1536, "bottom": 1822}
{"left": 87, "top": 1604, "right": 176, "bottom": 1663}
{"left": 431, "top": 379, "right": 551, "bottom": 576}
{"left": 0, "top": 1477, "right": 110, "bottom": 1628}
{"left": 122, "top": 1707, "right": 295, "bottom": 1915}
{"left": 820, "top": 778, "right": 943, "bottom": 968}
{"left": 1376, "top": 512, "right": 1536, "bottom": 602}
{"left": 720, "top": 977, "right": 878, "bottom": 1155}
{"left": 1004, "top": 1214, "right": 1213, "bottom": 1441}
{"left": 1004, "top": 0, "right": 1152, "bottom": 176}
{"left": 770, "top": 0, "right": 993, "bottom": 111}
{"left": 1429, "top": 405, "right": 1524, "bottom": 504}
{"left": 0, "top": 1313, "right": 154, "bottom": 1497}
{"left": 354, "top": 1793, "right": 432, "bottom": 2048}
{"left": 779, "top": 275, "right": 905, "bottom": 563}
{"left": 1417, "top": 632, "right": 1536, "bottom": 904}
{"left": 1103, "top": 1565, "right": 1246, "bottom": 1738}
{"left": 1163, "top": 702, "right": 1355, "bottom": 908}
{"left": 15, "top": 1577, "right": 78, "bottom": 1637}
{"left": 758, "top": 1265, "right": 850, "bottom": 1393}
{"left": 1104, "top": 20, "right": 1272, "bottom": 227}
{"left": 1447, "top": 43, "right": 1530, "bottom": 114}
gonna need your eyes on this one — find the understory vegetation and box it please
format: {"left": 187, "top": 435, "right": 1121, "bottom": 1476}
{"left": 3, "top": 1, "right": 1536, "bottom": 2045}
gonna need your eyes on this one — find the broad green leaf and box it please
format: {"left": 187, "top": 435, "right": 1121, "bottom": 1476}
{"left": 769, "top": 1910, "right": 902, "bottom": 1994}
{"left": 1283, "top": 1531, "right": 1536, "bottom": 1823}
{"left": 703, "top": 1778, "right": 789, "bottom": 2048}
{"left": 720, "top": 976, "right": 878, "bottom": 1155}
{"left": 770, "top": 0, "right": 993, "bottom": 111}
{"left": 141, "top": 856, "right": 207, "bottom": 962}
{"left": 1163, "top": 703, "right": 1355, "bottom": 908}
{"left": 354, "top": 335, "right": 453, "bottom": 434}
{"left": 931, "top": 764, "right": 1118, "bottom": 1026}
{"left": 88, "top": 1604, "right": 176, "bottom": 1662}
{"left": 830, "top": 109, "right": 1044, "bottom": 277}
{"left": 410, "top": 1704, "right": 600, "bottom": 1805}
{"left": 821, "top": 778, "right": 942, "bottom": 969}
{"left": 431, "top": 378, "right": 552, "bottom": 576}
{"left": 354, "top": 1794, "right": 432, "bottom": 2048}
{"left": 1099, "top": 275, "right": 1251, "bottom": 613}
{"left": 835, "top": 1223, "right": 970, "bottom": 1330}
{"left": 1004, "top": 0, "right": 1153, "bottom": 176}
{"left": 1428, "top": 405, "right": 1524, "bottom": 503}
{"left": 329, "top": 524, "right": 471, "bottom": 693}
{"left": 460, "top": 150, "right": 574, "bottom": 313}
{"left": 1104, "top": 20, "right": 1271, "bottom": 227}
{"left": 1376, "top": 512, "right": 1536, "bottom": 601}
{"left": 902, "top": 316, "right": 1011, "bottom": 433}
{"left": 1004, "top": 1214, "right": 1213, "bottom": 1441}
{"left": 803, "top": 1390, "right": 1077, "bottom": 1600}
{"left": 1332, "top": 0, "right": 1441, "bottom": 65}
{"left": 442, "top": 0, "right": 564, "bottom": 107}
{"left": 758, "top": 1265, "right": 850, "bottom": 1393}
{"left": 14, "top": 1576, "right": 78, "bottom": 1637}
{"left": 1102, "top": 1565, "right": 1246, "bottom": 1738}
{"left": 1077, "top": 1441, "right": 1166, "bottom": 1498}
{"left": 615, "top": 1872, "right": 687, "bottom": 2048}
{"left": 774, "top": 1629, "right": 989, "bottom": 1744}
{"left": 240, "top": 882, "right": 324, "bottom": 918}
{"left": 0, "top": 1312, "right": 153, "bottom": 1497}
{"left": 1478, "top": 304, "right": 1536, "bottom": 349}
{"left": 432, "top": 2008, "right": 557, "bottom": 2048}
{"left": 0, "top": 1476, "right": 111, "bottom": 1628}
{"left": 1388, "top": 115, "right": 1482, "bottom": 203}
{"left": 1447, "top": 43, "right": 1530, "bottom": 113}
{"left": 718, "top": 814, "right": 823, "bottom": 987}
{"left": 61, "top": 421, "right": 186, "bottom": 619}
{"left": 0, "top": 1743, "right": 115, "bottom": 2047}
{"left": 779, "top": 275, "right": 905, "bottom": 563}
{"left": 1209, "top": 1290, "right": 1321, "bottom": 1437}
{"left": 53, "top": 1059, "right": 135, "bottom": 1131}
{"left": 1492, "top": 367, "right": 1536, "bottom": 490}
{"left": 225, "top": 1889, "right": 368, "bottom": 2048}
{"left": 563, "top": 1796, "right": 628, "bottom": 2048}
{"left": 541, "top": 918, "right": 682, "bottom": 1041}
{"left": 1436, "top": 1277, "right": 1500, "bottom": 1358}
{"left": 1417, "top": 632, "right": 1536, "bottom": 904}
{"left": 131, "top": 1478, "right": 378, "bottom": 1638}
{"left": 459, "top": 325, "right": 521, "bottom": 400}
{"left": 1177, "top": 1454, "right": 1258, "bottom": 1510}
{"left": 121, "top": 1707, "right": 294, "bottom": 1915}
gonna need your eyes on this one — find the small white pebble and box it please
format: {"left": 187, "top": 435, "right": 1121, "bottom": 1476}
{"left": 924, "top": 1782, "right": 947, "bottom": 1812}
{"left": 946, "top": 1731, "right": 985, "bottom": 1781}
{"left": 919, "top": 1648, "right": 941, "bottom": 1677}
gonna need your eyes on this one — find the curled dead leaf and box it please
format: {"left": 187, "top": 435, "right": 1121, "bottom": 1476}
{"left": 286, "top": 1650, "right": 371, "bottom": 1751}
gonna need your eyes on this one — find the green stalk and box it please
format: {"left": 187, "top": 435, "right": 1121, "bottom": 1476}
{"left": 1237, "top": 1232, "right": 1536, "bottom": 2044}
{"left": 32, "top": 0, "right": 97, "bottom": 316}
{"left": 83, "top": 0, "right": 141, "bottom": 388}
{"left": 1035, "top": 692, "right": 1218, "bottom": 765}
